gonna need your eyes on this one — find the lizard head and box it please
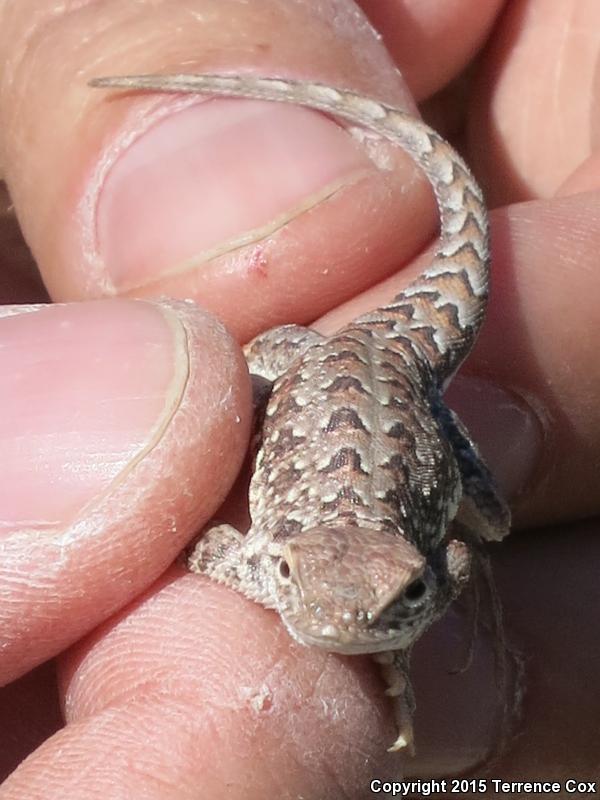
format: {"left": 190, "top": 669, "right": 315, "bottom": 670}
{"left": 275, "top": 526, "right": 439, "bottom": 654}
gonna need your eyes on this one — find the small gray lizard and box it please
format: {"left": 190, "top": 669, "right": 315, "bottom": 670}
{"left": 91, "top": 73, "right": 511, "bottom": 751}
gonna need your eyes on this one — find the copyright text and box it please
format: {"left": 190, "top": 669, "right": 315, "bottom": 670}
{"left": 370, "top": 778, "right": 597, "bottom": 796}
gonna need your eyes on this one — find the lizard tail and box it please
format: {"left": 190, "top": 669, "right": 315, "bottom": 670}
{"left": 90, "top": 73, "right": 490, "bottom": 384}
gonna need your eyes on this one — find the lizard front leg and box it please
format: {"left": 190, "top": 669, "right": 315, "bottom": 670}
{"left": 373, "top": 538, "right": 471, "bottom": 753}
{"left": 187, "top": 523, "right": 278, "bottom": 607}
{"left": 244, "top": 324, "right": 324, "bottom": 382}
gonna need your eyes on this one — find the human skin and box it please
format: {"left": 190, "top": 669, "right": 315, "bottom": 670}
{"left": 0, "top": 0, "right": 599, "bottom": 798}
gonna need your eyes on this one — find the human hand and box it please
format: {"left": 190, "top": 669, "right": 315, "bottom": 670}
{"left": 1, "top": 1, "right": 599, "bottom": 797}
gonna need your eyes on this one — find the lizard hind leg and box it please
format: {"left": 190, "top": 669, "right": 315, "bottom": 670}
{"left": 436, "top": 400, "right": 510, "bottom": 544}
{"left": 373, "top": 649, "right": 416, "bottom": 754}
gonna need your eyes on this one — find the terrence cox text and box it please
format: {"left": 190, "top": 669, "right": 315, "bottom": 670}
{"left": 369, "top": 778, "right": 597, "bottom": 797}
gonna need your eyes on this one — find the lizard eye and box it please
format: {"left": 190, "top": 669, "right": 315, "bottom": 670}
{"left": 403, "top": 577, "right": 429, "bottom": 606}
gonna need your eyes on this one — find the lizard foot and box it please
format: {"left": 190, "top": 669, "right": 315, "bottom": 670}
{"left": 373, "top": 650, "right": 416, "bottom": 754}
{"left": 187, "top": 523, "right": 245, "bottom": 589}
{"left": 187, "top": 523, "right": 278, "bottom": 609}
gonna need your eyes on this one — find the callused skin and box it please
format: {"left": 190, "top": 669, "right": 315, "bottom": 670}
{"left": 92, "top": 73, "right": 511, "bottom": 751}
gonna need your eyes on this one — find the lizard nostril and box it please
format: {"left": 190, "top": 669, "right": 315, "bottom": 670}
{"left": 404, "top": 578, "right": 428, "bottom": 605}
{"left": 279, "top": 559, "right": 291, "bottom": 580}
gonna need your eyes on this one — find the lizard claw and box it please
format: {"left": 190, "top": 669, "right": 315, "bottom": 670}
{"left": 388, "top": 721, "right": 415, "bottom": 754}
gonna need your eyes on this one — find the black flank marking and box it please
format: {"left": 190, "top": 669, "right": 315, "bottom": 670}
{"left": 275, "top": 464, "right": 303, "bottom": 484}
{"left": 324, "top": 407, "right": 368, "bottom": 433}
{"left": 386, "top": 421, "right": 407, "bottom": 439}
{"left": 383, "top": 332, "right": 418, "bottom": 349}
{"left": 331, "top": 331, "right": 370, "bottom": 346}
{"left": 345, "top": 325, "right": 374, "bottom": 340}
{"left": 377, "top": 376, "right": 407, "bottom": 392}
{"left": 403, "top": 289, "right": 442, "bottom": 304}
{"left": 375, "top": 302, "right": 413, "bottom": 318}
{"left": 379, "top": 516, "right": 400, "bottom": 534}
{"left": 321, "top": 448, "right": 368, "bottom": 475}
{"left": 382, "top": 329, "right": 437, "bottom": 362}
{"left": 274, "top": 392, "right": 304, "bottom": 416}
{"left": 387, "top": 423, "right": 417, "bottom": 451}
{"left": 377, "top": 359, "right": 402, "bottom": 372}
{"left": 381, "top": 453, "right": 409, "bottom": 473}
{"left": 402, "top": 324, "right": 439, "bottom": 352}
{"left": 382, "top": 488, "right": 403, "bottom": 511}
{"left": 365, "top": 317, "right": 413, "bottom": 336}
{"left": 320, "top": 485, "right": 364, "bottom": 512}
{"left": 462, "top": 185, "right": 486, "bottom": 208}
{"left": 460, "top": 210, "right": 485, "bottom": 235}
{"left": 267, "top": 426, "right": 306, "bottom": 452}
{"left": 327, "top": 375, "right": 369, "bottom": 395}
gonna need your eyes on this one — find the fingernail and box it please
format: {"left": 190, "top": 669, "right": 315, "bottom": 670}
{"left": 0, "top": 300, "right": 187, "bottom": 535}
{"left": 96, "top": 99, "right": 370, "bottom": 289}
{"left": 408, "top": 603, "right": 513, "bottom": 775}
{"left": 445, "top": 377, "right": 545, "bottom": 499}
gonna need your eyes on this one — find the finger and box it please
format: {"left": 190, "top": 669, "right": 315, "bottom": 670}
{"left": 558, "top": 150, "right": 600, "bottom": 196}
{"left": 316, "top": 192, "right": 600, "bottom": 528}
{"left": 0, "top": 299, "right": 251, "bottom": 685}
{"left": 4, "top": 568, "right": 398, "bottom": 800}
{"left": 2, "top": 522, "right": 597, "bottom": 796}
{"left": 358, "top": 0, "right": 505, "bottom": 100}
{"left": 408, "top": 519, "right": 600, "bottom": 782}
{"left": 0, "top": 0, "right": 441, "bottom": 342}
{"left": 468, "top": 0, "right": 600, "bottom": 205}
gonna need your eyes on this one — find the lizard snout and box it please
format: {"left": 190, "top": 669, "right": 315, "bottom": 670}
{"left": 277, "top": 525, "right": 437, "bottom": 653}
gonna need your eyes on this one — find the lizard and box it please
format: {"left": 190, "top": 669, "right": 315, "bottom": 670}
{"left": 90, "top": 72, "right": 511, "bottom": 752}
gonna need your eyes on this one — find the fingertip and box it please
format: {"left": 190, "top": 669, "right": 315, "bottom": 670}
{"left": 0, "top": 298, "right": 251, "bottom": 685}
{"left": 359, "top": 0, "right": 504, "bottom": 100}
{"left": 0, "top": 1, "right": 438, "bottom": 340}
{"left": 51, "top": 569, "right": 392, "bottom": 799}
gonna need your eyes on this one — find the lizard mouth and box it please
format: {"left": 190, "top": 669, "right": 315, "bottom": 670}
{"left": 279, "top": 611, "right": 421, "bottom": 654}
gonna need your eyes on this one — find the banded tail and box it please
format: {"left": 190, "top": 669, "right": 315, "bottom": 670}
{"left": 90, "top": 73, "right": 490, "bottom": 383}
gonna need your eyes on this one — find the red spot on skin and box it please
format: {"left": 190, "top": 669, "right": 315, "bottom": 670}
{"left": 248, "top": 245, "right": 269, "bottom": 278}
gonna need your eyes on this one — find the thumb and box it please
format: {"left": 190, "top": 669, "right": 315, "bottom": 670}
{"left": 0, "top": 0, "right": 433, "bottom": 342}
